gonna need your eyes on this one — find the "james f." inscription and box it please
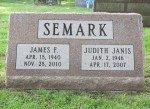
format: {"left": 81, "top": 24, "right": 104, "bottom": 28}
{"left": 16, "top": 44, "right": 69, "bottom": 69}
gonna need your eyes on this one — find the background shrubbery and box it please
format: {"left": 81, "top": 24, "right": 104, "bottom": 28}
{"left": 0, "top": 0, "right": 75, "bottom": 4}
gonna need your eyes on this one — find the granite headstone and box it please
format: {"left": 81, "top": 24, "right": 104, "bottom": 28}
{"left": 6, "top": 13, "right": 144, "bottom": 91}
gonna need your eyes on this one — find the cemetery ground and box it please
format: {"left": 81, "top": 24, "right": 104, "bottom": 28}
{"left": 0, "top": 0, "right": 150, "bottom": 109}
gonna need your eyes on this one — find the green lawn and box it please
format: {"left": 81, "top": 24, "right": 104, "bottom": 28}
{"left": 0, "top": 0, "right": 150, "bottom": 109}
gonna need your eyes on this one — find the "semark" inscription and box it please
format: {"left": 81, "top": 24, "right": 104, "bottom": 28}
{"left": 38, "top": 20, "right": 113, "bottom": 39}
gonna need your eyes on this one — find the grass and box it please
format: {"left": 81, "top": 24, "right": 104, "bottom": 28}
{"left": 0, "top": 0, "right": 150, "bottom": 109}
{"left": 0, "top": 90, "right": 150, "bottom": 109}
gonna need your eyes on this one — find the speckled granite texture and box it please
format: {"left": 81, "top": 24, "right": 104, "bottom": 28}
{"left": 6, "top": 13, "right": 144, "bottom": 91}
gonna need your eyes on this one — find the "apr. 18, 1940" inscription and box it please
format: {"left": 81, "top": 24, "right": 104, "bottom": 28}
{"left": 16, "top": 44, "right": 69, "bottom": 69}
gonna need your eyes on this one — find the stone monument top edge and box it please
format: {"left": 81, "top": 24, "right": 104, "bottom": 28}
{"left": 10, "top": 12, "right": 143, "bottom": 16}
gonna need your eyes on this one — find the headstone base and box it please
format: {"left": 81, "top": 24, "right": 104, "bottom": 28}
{"left": 6, "top": 76, "right": 144, "bottom": 91}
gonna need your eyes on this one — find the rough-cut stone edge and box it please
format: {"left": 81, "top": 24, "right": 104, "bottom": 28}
{"left": 6, "top": 76, "right": 144, "bottom": 91}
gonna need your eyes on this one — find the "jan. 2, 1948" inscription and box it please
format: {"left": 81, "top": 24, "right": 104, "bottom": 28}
{"left": 82, "top": 45, "right": 134, "bottom": 70}
{"left": 16, "top": 44, "right": 69, "bottom": 69}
